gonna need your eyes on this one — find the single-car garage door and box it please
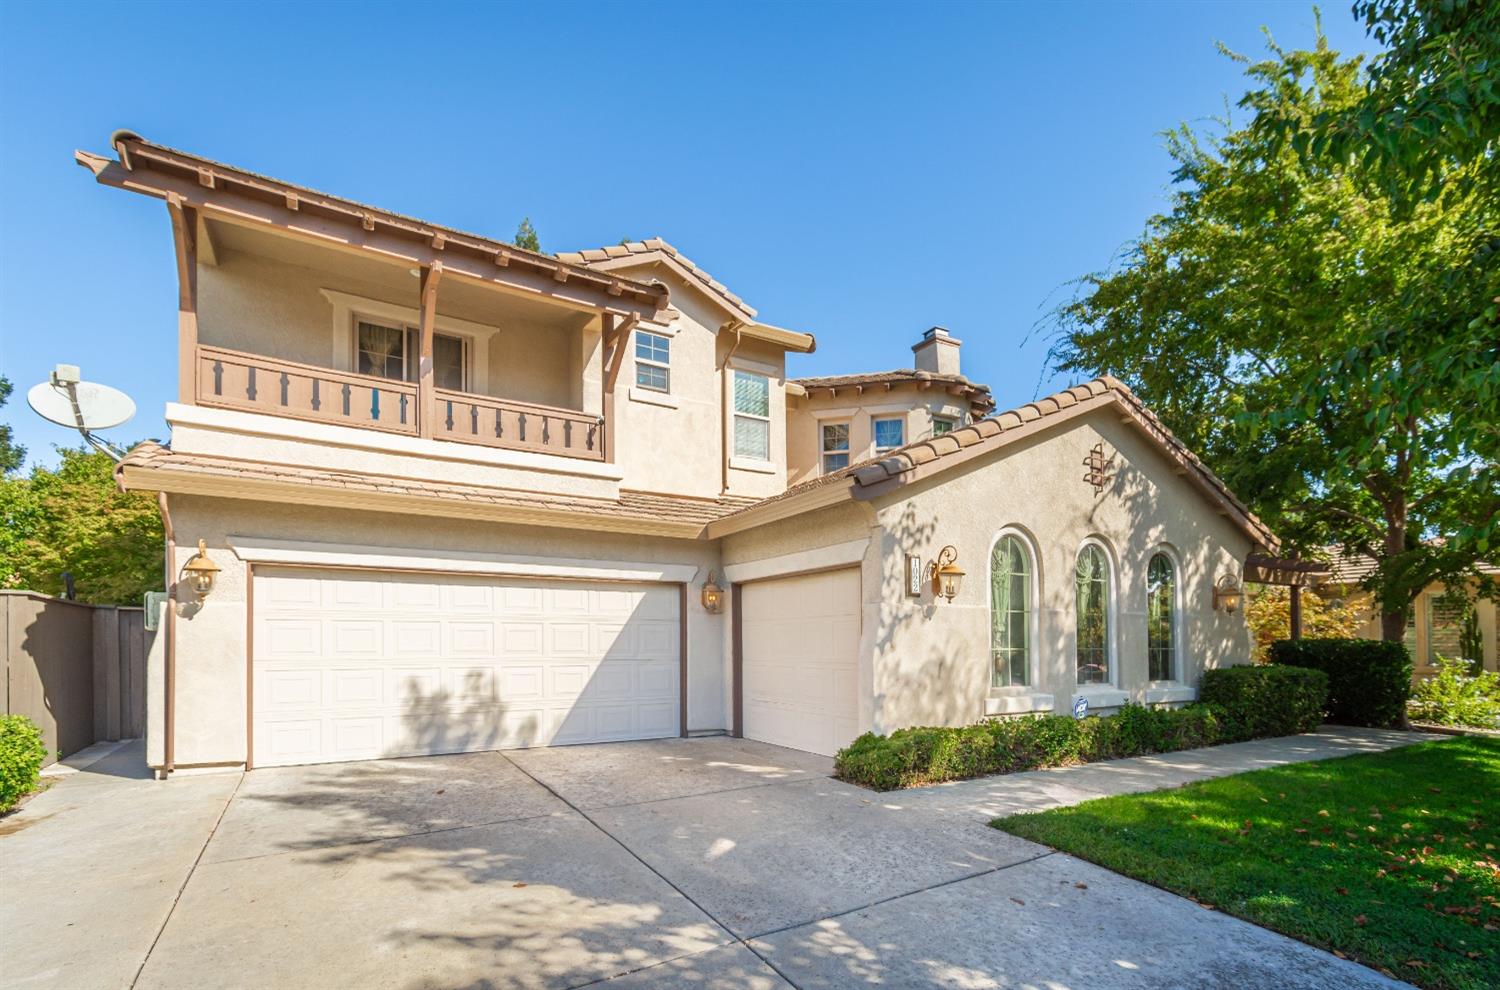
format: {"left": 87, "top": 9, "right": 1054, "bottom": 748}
{"left": 251, "top": 566, "right": 680, "bottom": 767}
{"left": 741, "top": 568, "right": 860, "bottom": 757}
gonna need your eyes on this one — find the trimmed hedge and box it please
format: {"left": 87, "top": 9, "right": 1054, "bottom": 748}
{"left": 1200, "top": 664, "right": 1328, "bottom": 738}
{"left": 834, "top": 664, "right": 1329, "bottom": 791}
{"left": 1269, "top": 637, "right": 1412, "bottom": 728}
{"left": 0, "top": 715, "right": 47, "bottom": 812}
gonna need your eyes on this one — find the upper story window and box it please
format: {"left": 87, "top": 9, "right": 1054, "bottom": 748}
{"left": 991, "top": 534, "right": 1033, "bottom": 688}
{"left": 635, "top": 331, "right": 671, "bottom": 392}
{"left": 933, "top": 417, "right": 956, "bottom": 436}
{"left": 1075, "top": 543, "right": 1112, "bottom": 685}
{"left": 1147, "top": 552, "right": 1176, "bottom": 681}
{"left": 873, "top": 416, "right": 905, "bottom": 452}
{"left": 356, "top": 321, "right": 465, "bottom": 390}
{"left": 732, "top": 370, "right": 771, "bottom": 460}
{"left": 821, "top": 422, "right": 850, "bottom": 474}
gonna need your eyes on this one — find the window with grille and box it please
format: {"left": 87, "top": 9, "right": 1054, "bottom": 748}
{"left": 732, "top": 370, "right": 771, "bottom": 460}
{"left": 991, "top": 535, "right": 1032, "bottom": 687}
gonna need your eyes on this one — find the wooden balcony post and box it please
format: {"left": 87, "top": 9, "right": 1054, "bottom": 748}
{"left": 418, "top": 262, "right": 443, "bottom": 438}
{"left": 166, "top": 195, "right": 198, "bottom": 404}
{"left": 600, "top": 313, "right": 637, "bottom": 464}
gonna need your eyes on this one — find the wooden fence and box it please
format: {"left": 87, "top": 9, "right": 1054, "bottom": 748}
{"left": 2, "top": 592, "right": 149, "bottom": 759}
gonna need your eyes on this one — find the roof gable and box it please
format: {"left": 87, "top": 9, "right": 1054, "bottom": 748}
{"left": 711, "top": 377, "right": 1278, "bottom": 551}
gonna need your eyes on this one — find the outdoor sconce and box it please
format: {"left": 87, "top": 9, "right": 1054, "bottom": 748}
{"left": 929, "top": 546, "right": 965, "bottom": 603}
{"left": 701, "top": 571, "right": 724, "bottom": 614}
{"left": 182, "top": 540, "right": 221, "bottom": 599}
{"left": 1212, "top": 574, "right": 1243, "bottom": 613}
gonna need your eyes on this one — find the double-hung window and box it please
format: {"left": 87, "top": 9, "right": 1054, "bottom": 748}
{"left": 821, "top": 422, "right": 850, "bottom": 473}
{"left": 873, "top": 416, "right": 905, "bottom": 452}
{"left": 635, "top": 331, "right": 671, "bottom": 392}
{"left": 356, "top": 320, "right": 465, "bottom": 390}
{"left": 732, "top": 370, "right": 771, "bottom": 460}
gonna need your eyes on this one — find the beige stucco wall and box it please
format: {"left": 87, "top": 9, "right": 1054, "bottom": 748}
{"left": 787, "top": 387, "right": 974, "bottom": 486}
{"left": 861, "top": 408, "right": 1254, "bottom": 732}
{"left": 157, "top": 495, "right": 727, "bottom": 769}
{"left": 198, "top": 247, "right": 587, "bottom": 410}
{"left": 1345, "top": 578, "right": 1499, "bottom": 674}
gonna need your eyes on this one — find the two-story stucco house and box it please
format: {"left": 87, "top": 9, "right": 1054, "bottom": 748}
{"left": 80, "top": 132, "right": 1280, "bottom": 775}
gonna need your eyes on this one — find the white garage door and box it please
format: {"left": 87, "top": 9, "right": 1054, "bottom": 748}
{"left": 741, "top": 568, "right": 861, "bottom": 757}
{"left": 251, "top": 566, "right": 680, "bottom": 767}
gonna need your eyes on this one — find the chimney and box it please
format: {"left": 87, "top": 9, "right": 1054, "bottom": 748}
{"left": 912, "top": 326, "right": 961, "bottom": 376}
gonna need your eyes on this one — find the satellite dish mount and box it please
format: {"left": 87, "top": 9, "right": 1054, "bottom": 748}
{"left": 27, "top": 365, "right": 137, "bottom": 461}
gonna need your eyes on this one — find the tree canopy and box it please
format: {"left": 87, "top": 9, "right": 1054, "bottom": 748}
{"left": 1047, "top": 23, "right": 1499, "bottom": 640}
{"left": 0, "top": 376, "right": 25, "bottom": 475}
{"left": 0, "top": 447, "right": 163, "bottom": 605}
{"left": 513, "top": 217, "right": 541, "bottom": 253}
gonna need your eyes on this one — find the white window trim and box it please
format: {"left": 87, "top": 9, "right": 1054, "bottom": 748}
{"left": 1074, "top": 535, "right": 1120, "bottom": 690}
{"left": 320, "top": 288, "right": 491, "bottom": 394}
{"left": 730, "top": 367, "right": 773, "bottom": 464}
{"left": 871, "top": 413, "right": 908, "bottom": 453}
{"left": 628, "top": 386, "right": 679, "bottom": 409}
{"left": 352, "top": 320, "right": 472, "bottom": 393}
{"left": 633, "top": 329, "right": 672, "bottom": 394}
{"left": 820, "top": 420, "right": 852, "bottom": 475}
{"left": 988, "top": 526, "right": 1043, "bottom": 694}
{"left": 1146, "top": 543, "right": 1183, "bottom": 685}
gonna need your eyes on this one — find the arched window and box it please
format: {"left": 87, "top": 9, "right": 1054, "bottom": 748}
{"left": 1147, "top": 553, "right": 1176, "bottom": 681}
{"left": 1075, "top": 543, "right": 1111, "bottom": 684}
{"left": 991, "top": 535, "right": 1032, "bottom": 687}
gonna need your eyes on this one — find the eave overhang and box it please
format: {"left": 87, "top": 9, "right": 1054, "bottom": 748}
{"left": 76, "top": 133, "right": 669, "bottom": 321}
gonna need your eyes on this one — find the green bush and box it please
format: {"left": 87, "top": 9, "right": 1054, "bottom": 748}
{"left": 1270, "top": 638, "right": 1412, "bottom": 728}
{"left": 1408, "top": 656, "right": 1500, "bottom": 728}
{"left": 0, "top": 715, "right": 47, "bottom": 812}
{"left": 834, "top": 664, "right": 1335, "bottom": 791}
{"left": 1200, "top": 664, "right": 1328, "bottom": 738}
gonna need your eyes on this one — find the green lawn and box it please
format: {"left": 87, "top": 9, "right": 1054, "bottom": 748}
{"left": 993, "top": 737, "right": 1500, "bottom": 990}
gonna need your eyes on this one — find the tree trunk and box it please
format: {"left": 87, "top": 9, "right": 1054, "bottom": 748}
{"left": 1379, "top": 488, "right": 1409, "bottom": 644}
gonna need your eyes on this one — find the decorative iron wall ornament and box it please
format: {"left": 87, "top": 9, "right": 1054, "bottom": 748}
{"left": 1082, "top": 442, "right": 1114, "bottom": 494}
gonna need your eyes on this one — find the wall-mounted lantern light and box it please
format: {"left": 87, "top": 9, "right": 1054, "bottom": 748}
{"left": 182, "top": 539, "right": 221, "bottom": 599}
{"left": 701, "top": 570, "right": 724, "bottom": 614}
{"left": 929, "top": 545, "right": 965, "bottom": 603}
{"left": 1212, "top": 574, "right": 1243, "bottom": 613}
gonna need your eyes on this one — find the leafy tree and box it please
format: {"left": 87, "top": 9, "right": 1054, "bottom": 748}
{"left": 1047, "top": 29, "right": 1499, "bottom": 643}
{"left": 0, "top": 376, "right": 26, "bottom": 474}
{"left": 0, "top": 447, "right": 163, "bottom": 604}
{"left": 1245, "top": 585, "right": 1365, "bottom": 663}
{"left": 1252, "top": 1, "right": 1499, "bottom": 200}
{"left": 513, "top": 217, "right": 540, "bottom": 253}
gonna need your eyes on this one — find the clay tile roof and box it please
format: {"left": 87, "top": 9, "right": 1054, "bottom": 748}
{"left": 791, "top": 369, "right": 995, "bottom": 411}
{"left": 726, "top": 377, "right": 1278, "bottom": 551}
{"left": 556, "top": 238, "right": 757, "bottom": 319}
{"left": 116, "top": 443, "right": 753, "bottom": 532}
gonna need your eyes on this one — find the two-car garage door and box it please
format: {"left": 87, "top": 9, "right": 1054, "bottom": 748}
{"left": 251, "top": 567, "right": 680, "bottom": 768}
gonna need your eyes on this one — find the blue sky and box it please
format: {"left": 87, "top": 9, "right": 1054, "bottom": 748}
{"left": 0, "top": 1, "right": 1379, "bottom": 470}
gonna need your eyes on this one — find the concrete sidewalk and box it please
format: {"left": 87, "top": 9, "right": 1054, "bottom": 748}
{"left": 0, "top": 728, "right": 1427, "bottom": 990}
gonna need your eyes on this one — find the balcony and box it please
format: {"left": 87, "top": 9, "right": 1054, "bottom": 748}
{"left": 195, "top": 344, "right": 606, "bottom": 462}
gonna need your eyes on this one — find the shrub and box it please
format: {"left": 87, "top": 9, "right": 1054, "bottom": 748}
{"left": 1200, "top": 664, "right": 1328, "bottom": 738}
{"left": 834, "top": 665, "right": 1338, "bottom": 791}
{"left": 1408, "top": 656, "right": 1500, "bottom": 729}
{"left": 0, "top": 715, "right": 47, "bottom": 812}
{"left": 1270, "top": 638, "right": 1412, "bottom": 728}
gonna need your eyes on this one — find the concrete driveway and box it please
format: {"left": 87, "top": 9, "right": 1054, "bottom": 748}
{"left": 1, "top": 730, "right": 1416, "bottom": 990}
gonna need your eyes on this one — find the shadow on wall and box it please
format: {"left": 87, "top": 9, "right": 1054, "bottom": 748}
{"left": 865, "top": 426, "right": 1245, "bottom": 732}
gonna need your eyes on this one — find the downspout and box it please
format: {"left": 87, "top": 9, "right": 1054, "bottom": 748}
{"left": 157, "top": 492, "right": 176, "bottom": 778}
{"left": 719, "top": 321, "right": 745, "bottom": 496}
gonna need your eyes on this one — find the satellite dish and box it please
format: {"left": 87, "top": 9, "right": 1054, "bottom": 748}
{"left": 27, "top": 365, "right": 136, "bottom": 459}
